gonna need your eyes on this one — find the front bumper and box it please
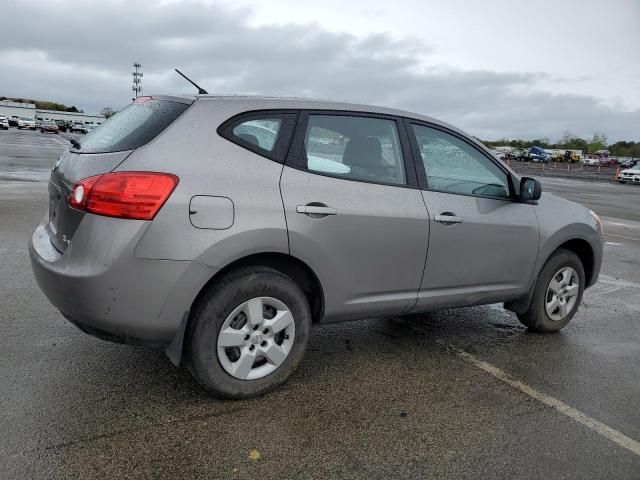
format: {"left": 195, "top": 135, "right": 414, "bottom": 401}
{"left": 619, "top": 174, "right": 640, "bottom": 183}
{"left": 29, "top": 216, "right": 207, "bottom": 346}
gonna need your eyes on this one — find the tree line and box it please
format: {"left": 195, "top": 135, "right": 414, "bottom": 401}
{"left": 482, "top": 131, "right": 639, "bottom": 158}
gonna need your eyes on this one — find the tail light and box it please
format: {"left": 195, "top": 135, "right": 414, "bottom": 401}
{"left": 69, "top": 172, "right": 178, "bottom": 220}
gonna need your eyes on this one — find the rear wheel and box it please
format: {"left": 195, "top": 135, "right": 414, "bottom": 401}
{"left": 517, "top": 249, "right": 585, "bottom": 332}
{"left": 187, "top": 266, "right": 311, "bottom": 399}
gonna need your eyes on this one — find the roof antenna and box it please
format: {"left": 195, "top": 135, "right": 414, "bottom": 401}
{"left": 174, "top": 68, "right": 208, "bottom": 95}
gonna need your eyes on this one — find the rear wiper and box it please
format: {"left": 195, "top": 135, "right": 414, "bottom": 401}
{"left": 69, "top": 138, "right": 81, "bottom": 150}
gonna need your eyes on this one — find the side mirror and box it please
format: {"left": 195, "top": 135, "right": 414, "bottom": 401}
{"left": 520, "top": 177, "right": 542, "bottom": 202}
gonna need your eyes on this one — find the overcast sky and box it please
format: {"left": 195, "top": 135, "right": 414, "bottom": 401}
{"left": 1, "top": 0, "right": 638, "bottom": 141}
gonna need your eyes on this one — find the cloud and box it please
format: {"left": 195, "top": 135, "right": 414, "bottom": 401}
{"left": 0, "top": 0, "right": 637, "bottom": 141}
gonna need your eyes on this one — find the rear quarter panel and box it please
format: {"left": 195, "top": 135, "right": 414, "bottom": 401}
{"left": 125, "top": 99, "right": 290, "bottom": 267}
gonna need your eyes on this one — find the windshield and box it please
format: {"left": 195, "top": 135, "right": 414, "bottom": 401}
{"left": 72, "top": 98, "right": 190, "bottom": 154}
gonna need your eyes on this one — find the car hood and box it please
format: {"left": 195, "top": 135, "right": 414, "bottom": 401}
{"left": 621, "top": 168, "right": 640, "bottom": 174}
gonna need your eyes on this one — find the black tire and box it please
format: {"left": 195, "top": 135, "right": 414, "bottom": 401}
{"left": 517, "top": 249, "right": 585, "bottom": 333}
{"left": 186, "top": 266, "right": 311, "bottom": 399}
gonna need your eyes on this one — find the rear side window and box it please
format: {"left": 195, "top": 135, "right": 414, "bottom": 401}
{"left": 218, "top": 111, "right": 297, "bottom": 163}
{"left": 73, "top": 98, "right": 190, "bottom": 154}
{"left": 232, "top": 119, "right": 281, "bottom": 151}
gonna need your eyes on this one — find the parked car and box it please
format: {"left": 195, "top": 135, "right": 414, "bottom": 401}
{"left": 29, "top": 95, "right": 604, "bottom": 398}
{"left": 620, "top": 159, "right": 638, "bottom": 169}
{"left": 55, "top": 120, "right": 67, "bottom": 132}
{"left": 618, "top": 166, "right": 640, "bottom": 184}
{"left": 40, "top": 121, "right": 59, "bottom": 134}
{"left": 599, "top": 158, "right": 617, "bottom": 167}
{"left": 85, "top": 124, "right": 98, "bottom": 133}
{"left": 8, "top": 116, "right": 19, "bottom": 127}
{"left": 0, "top": 115, "right": 9, "bottom": 130}
{"left": 70, "top": 121, "right": 87, "bottom": 133}
{"left": 511, "top": 148, "right": 528, "bottom": 161}
{"left": 527, "top": 146, "right": 551, "bottom": 163}
{"left": 17, "top": 117, "right": 36, "bottom": 129}
{"left": 582, "top": 158, "right": 600, "bottom": 166}
{"left": 490, "top": 150, "right": 505, "bottom": 160}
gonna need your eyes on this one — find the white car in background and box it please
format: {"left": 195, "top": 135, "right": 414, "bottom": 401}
{"left": 0, "top": 116, "right": 9, "bottom": 130}
{"left": 582, "top": 158, "right": 600, "bottom": 166}
{"left": 18, "top": 117, "right": 36, "bottom": 130}
{"left": 71, "top": 121, "right": 88, "bottom": 133}
{"left": 618, "top": 166, "right": 640, "bottom": 184}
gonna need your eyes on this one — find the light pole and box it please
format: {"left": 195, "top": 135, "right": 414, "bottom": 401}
{"left": 132, "top": 63, "right": 143, "bottom": 99}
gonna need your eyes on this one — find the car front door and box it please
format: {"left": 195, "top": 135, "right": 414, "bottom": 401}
{"left": 406, "top": 121, "right": 540, "bottom": 311}
{"left": 280, "top": 112, "right": 429, "bottom": 322}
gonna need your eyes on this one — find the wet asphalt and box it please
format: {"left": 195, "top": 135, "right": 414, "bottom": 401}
{"left": 1, "top": 128, "right": 639, "bottom": 479}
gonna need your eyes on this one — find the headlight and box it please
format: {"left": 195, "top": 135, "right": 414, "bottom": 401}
{"left": 589, "top": 210, "right": 603, "bottom": 233}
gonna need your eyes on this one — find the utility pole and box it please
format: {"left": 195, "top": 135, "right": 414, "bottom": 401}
{"left": 132, "top": 63, "right": 143, "bottom": 99}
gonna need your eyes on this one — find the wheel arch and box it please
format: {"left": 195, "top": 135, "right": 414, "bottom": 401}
{"left": 192, "top": 252, "right": 325, "bottom": 325}
{"left": 555, "top": 238, "right": 596, "bottom": 287}
{"left": 505, "top": 236, "right": 598, "bottom": 315}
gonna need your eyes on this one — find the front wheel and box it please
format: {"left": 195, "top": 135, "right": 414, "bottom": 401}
{"left": 517, "top": 249, "right": 585, "bottom": 332}
{"left": 187, "top": 266, "right": 311, "bottom": 399}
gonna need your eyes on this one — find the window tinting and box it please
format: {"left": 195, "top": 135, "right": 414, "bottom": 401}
{"left": 232, "top": 118, "right": 281, "bottom": 152}
{"left": 303, "top": 115, "right": 406, "bottom": 185}
{"left": 73, "top": 99, "right": 189, "bottom": 154}
{"left": 412, "top": 124, "right": 510, "bottom": 198}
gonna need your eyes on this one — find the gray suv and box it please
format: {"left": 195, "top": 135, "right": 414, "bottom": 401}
{"left": 30, "top": 95, "right": 603, "bottom": 398}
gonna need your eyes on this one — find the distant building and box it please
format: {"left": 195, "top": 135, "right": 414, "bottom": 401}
{"left": 0, "top": 100, "right": 35, "bottom": 120}
{"left": 0, "top": 100, "right": 104, "bottom": 125}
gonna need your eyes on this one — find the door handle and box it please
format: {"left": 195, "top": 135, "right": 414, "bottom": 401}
{"left": 434, "top": 212, "right": 463, "bottom": 225}
{"left": 296, "top": 204, "right": 337, "bottom": 216}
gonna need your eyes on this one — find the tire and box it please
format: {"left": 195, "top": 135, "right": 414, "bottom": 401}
{"left": 187, "top": 266, "right": 311, "bottom": 399}
{"left": 517, "top": 249, "right": 585, "bottom": 333}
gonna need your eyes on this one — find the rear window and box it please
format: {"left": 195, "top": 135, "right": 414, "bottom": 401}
{"left": 73, "top": 98, "right": 190, "bottom": 154}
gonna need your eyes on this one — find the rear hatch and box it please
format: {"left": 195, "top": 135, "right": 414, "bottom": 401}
{"left": 47, "top": 96, "right": 193, "bottom": 253}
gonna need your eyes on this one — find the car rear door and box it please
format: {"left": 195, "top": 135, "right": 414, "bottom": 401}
{"left": 280, "top": 111, "right": 429, "bottom": 322}
{"left": 405, "top": 121, "right": 539, "bottom": 311}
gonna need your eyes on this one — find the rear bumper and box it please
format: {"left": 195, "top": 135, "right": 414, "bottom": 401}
{"left": 29, "top": 216, "right": 212, "bottom": 346}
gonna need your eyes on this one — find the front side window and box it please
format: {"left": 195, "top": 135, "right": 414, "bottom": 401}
{"left": 232, "top": 118, "right": 281, "bottom": 152}
{"left": 412, "top": 124, "right": 510, "bottom": 198}
{"left": 303, "top": 115, "right": 406, "bottom": 185}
